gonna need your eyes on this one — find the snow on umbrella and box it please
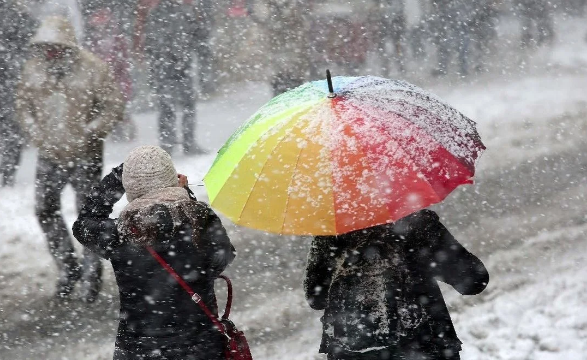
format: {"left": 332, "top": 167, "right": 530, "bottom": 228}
{"left": 204, "top": 71, "right": 485, "bottom": 235}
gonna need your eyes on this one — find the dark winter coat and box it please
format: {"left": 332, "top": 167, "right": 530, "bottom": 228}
{"left": 0, "top": 1, "right": 36, "bottom": 119}
{"left": 265, "top": 0, "right": 311, "bottom": 77}
{"left": 73, "top": 164, "right": 236, "bottom": 359}
{"left": 143, "top": 1, "right": 202, "bottom": 77}
{"left": 304, "top": 210, "right": 489, "bottom": 358}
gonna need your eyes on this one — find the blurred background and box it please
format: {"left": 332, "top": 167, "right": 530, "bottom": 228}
{"left": 1, "top": 1, "right": 587, "bottom": 359}
{"left": 18, "top": 0, "right": 587, "bottom": 101}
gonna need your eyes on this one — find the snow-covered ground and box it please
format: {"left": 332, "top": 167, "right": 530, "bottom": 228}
{"left": 2, "top": 16, "right": 587, "bottom": 360}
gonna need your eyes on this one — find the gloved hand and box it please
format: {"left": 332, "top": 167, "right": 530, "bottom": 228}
{"left": 112, "top": 163, "right": 124, "bottom": 182}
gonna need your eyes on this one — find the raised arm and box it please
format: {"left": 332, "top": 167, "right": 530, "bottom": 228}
{"left": 72, "top": 164, "right": 125, "bottom": 259}
{"left": 409, "top": 210, "right": 489, "bottom": 295}
{"left": 200, "top": 206, "right": 236, "bottom": 277}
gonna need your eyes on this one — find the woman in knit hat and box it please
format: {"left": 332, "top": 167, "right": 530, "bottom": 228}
{"left": 73, "top": 145, "right": 235, "bottom": 360}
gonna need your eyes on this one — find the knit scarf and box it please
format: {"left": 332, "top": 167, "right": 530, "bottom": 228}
{"left": 117, "top": 187, "right": 207, "bottom": 246}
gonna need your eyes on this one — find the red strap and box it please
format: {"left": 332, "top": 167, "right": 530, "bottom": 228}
{"left": 146, "top": 246, "right": 227, "bottom": 335}
{"left": 218, "top": 275, "right": 232, "bottom": 320}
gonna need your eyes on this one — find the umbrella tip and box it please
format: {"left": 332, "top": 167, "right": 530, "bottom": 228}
{"left": 326, "top": 69, "right": 336, "bottom": 98}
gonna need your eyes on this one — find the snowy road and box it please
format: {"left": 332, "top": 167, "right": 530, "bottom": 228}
{"left": 2, "top": 18, "right": 587, "bottom": 360}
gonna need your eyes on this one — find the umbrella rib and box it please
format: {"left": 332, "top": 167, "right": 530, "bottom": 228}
{"left": 382, "top": 101, "right": 481, "bottom": 173}
{"left": 210, "top": 102, "right": 320, "bottom": 180}
{"left": 346, "top": 127, "right": 396, "bottom": 224}
{"left": 235, "top": 131, "right": 293, "bottom": 225}
{"left": 354, "top": 98, "right": 476, "bottom": 159}
{"left": 279, "top": 135, "right": 306, "bottom": 234}
{"left": 235, "top": 111, "right": 316, "bottom": 228}
{"left": 351, "top": 84, "right": 480, "bottom": 134}
{"left": 348, "top": 104, "right": 445, "bottom": 203}
{"left": 368, "top": 90, "right": 481, "bottom": 145}
{"left": 385, "top": 142, "right": 444, "bottom": 203}
{"left": 209, "top": 106, "right": 316, "bottom": 212}
{"left": 329, "top": 99, "right": 340, "bottom": 234}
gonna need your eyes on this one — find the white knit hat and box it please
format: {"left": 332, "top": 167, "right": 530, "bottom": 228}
{"left": 122, "top": 146, "right": 178, "bottom": 202}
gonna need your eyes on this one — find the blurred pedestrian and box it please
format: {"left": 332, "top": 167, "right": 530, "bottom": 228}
{"left": 73, "top": 145, "right": 235, "bottom": 359}
{"left": 0, "top": 0, "right": 37, "bottom": 187}
{"left": 16, "top": 16, "right": 124, "bottom": 302}
{"left": 409, "top": 0, "right": 435, "bottom": 60}
{"left": 515, "top": 0, "right": 555, "bottom": 48}
{"left": 575, "top": 0, "right": 587, "bottom": 16}
{"left": 79, "top": 0, "right": 136, "bottom": 29}
{"left": 133, "top": 0, "right": 208, "bottom": 156}
{"left": 375, "top": 0, "right": 407, "bottom": 75}
{"left": 304, "top": 210, "right": 489, "bottom": 360}
{"left": 468, "top": 0, "right": 502, "bottom": 73}
{"left": 195, "top": 0, "right": 216, "bottom": 97}
{"left": 86, "top": 7, "right": 136, "bottom": 142}
{"left": 249, "top": 0, "right": 311, "bottom": 96}
{"left": 429, "top": 0, "right": 476, "bottom": 76}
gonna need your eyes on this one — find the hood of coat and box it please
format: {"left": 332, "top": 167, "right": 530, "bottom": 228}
{"left": 17, "top": 35, "right": 123, "bottom": 166}
{"left": 31, "top": 16, "right": 79, "bottom": 50}
{"left": 117, "top": 187, "right": 208, "bottom": 246}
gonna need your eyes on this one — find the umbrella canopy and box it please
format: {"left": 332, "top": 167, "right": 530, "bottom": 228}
{"left": 204, "top": 74, "right": 485, "bottom": 235}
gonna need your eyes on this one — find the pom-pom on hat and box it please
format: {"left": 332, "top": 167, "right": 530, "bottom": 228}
{"left": 122, "top": 146, "right": 178, "bottom": 202}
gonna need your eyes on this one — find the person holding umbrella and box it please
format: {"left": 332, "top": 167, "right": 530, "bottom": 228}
{"left": 202, "top": 71, "right": 489, "bottom": 359}
{"left": 304, "top": 210, "right": 489, "bottom": 360}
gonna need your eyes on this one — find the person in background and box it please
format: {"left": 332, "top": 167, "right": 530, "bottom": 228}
{"left": 468, "top": 0, "right": 502, "bottom": 74}
{"left": 133, "top": 0, "right": 208, "bottom": 156}
{"left": 515, "top": 0, "right": 555, "bottom": 48}
{"left": 254, "top": 0, "right": 311, "bottom": 96}
{"left": 429, "top": 0, "right": 475, "bottom": 76}
{"left": 376, "top": 0, "right": 407, "bottom": 75}
{"left": 16, "top": 16, "right": 124, "bottom": 302}
{"left": 0, "top": 0, "right": 37, "bottom": 187}
{"left": 304, "top": 210, "right": 489, "bottom": 360}
{"left": 195, "top": 0, "right": 216, "bottom": 97}
{"left": 34, "top": 0, "right": 85, "bottom": 40}
{"left": 73, "top": 145, "right": 235, "bottom": 359}
{"left": 86, "top": 7, "right": 136, "bottom": 142}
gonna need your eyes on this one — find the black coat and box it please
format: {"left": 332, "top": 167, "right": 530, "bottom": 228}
{"left": 73, "top": 165, "right": 236, "bottom": 360}
{"left": 304, "top": 210, "right": 488, "bottom": 358}
{"left": 0, "top": 1, "right": 36, "bottom": 119}
{"left": 144, "top": 1, "right": 201, "bottom": 75}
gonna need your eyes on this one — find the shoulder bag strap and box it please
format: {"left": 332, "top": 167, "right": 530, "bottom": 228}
{"left": 218, "top": 275, "right": 232, "bottom": 320}
{"left": 146, "top": 246, "right": 228, "bottom": 335}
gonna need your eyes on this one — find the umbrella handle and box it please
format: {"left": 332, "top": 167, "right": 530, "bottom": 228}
{"left": 326, "top": 69, "right": 336, "bottom": 98}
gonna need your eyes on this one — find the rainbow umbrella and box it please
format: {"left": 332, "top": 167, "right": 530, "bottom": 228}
{"left": 204, "top": 72, "right": 485, "bottom": 235}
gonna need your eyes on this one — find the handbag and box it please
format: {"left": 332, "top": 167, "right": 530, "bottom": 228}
{"left": 147, "top": 246, "right": 253, "bottom": 360}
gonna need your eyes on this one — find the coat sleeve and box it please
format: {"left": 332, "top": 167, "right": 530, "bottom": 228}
{"left": 200, "top": 206, "right": 236, "bottom": 278}
{"left": 411, "top": 210, "right": 489, "bottom": 295}
{"left": 72, "top": 164, "right": 126, "bottom": 259}
{"left": 303, "top": 236, "right": 340, "bottom": 310}
{"left": 84, "top": 61, "right": 124, "bottom": 140}
{"left": 15, "top": 64, "right": 43, "bottom": 147}
{"left": 192, "top": 3, "right": 211, "bottom": 45}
